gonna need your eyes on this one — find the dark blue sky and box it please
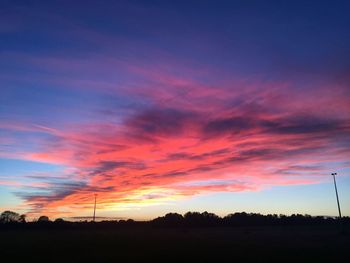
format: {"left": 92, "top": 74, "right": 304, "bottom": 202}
{"left": 1, "top": 0, "right": 349, "bottom": 219}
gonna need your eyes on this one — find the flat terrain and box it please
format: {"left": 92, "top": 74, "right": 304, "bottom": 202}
{"left": 1, "top": 225, "right": 349, "bottom": 262}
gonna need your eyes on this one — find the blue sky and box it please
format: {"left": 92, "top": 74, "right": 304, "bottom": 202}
{"left": 1, "top": 0, "right": 349, "bottom": 219}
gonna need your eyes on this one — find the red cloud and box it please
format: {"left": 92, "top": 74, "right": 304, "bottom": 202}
{"left": 2, "top": 65, "right": 350, "bottom": 218}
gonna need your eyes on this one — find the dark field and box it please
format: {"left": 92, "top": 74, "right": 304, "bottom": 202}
{"left": 1, "top": 225, "right": 349, "bottom": 262}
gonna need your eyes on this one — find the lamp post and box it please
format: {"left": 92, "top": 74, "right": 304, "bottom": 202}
{"left": 93, "top": 194, "right": 97, "bottom": 222}
{"left": 331, "top": 173, "right": 342, "bottom": 219}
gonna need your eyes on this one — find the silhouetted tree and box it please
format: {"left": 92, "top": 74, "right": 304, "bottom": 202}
{"left": 54, "top": 218, "right": 64, "bottom": 223}
{"left": 37, "top": 215, "right": 50, "bottom": 222}
{"left": 201, "top": 211, "right": 220, "bottom": 225}
{"left": 0, "top": 211, "right": 22, "bottom": 223}
{"left": 184, "top": 212, "right": 202, "bottom": 226}
{"left": 182, "top": 211, "right": 221, "bottom": 226}
{"left": 19, "top": 214, "right": 26, "bottom": 223}
{"left": 152, "top": 213, "right": 183, "bottom": 226}
{"left": 165, "top": 213, "right": 183, "bottom": 221}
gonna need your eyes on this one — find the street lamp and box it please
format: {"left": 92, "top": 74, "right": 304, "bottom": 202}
{"left": 93, "top": 193, "right": 97, "bottom": 222}
{"left": 331, "top": 173, "right": 342, "bottom": 219}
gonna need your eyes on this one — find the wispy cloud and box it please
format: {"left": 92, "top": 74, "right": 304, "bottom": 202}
{"left": 1, "top": 1, "right": 350, "bottom": 218}
{"left": 2, "top": 68, "right": 349, "bottom": 217}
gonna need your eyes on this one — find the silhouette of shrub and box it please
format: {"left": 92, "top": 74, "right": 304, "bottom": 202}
{"left": 37, "top": 216, "right": 50, "bottom": 223}
{"left": 54, "top": 218, "right": 65, "bottom": 223}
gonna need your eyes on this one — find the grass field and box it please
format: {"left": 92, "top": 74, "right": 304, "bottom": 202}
{"left": 1, "top": 225, "right": 349, "bottom": 262}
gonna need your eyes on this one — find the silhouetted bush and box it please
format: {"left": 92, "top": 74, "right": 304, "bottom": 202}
{"left": 37, "top": 216, "right": 50, "bottom": 223}
{"left": 54, "top": 218, "right": 65, "bottom": 223}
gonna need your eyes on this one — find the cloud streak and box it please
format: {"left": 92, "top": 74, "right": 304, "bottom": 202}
{"left": 2, "top": 69, "right": 349, "bottom": 217}
{"left": 1, "top": 1, "right": 350, "bottom": 218}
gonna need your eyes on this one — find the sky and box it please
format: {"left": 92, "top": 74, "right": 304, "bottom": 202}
{"left": 0, "top": 0, "right": 350, "bottom": 220}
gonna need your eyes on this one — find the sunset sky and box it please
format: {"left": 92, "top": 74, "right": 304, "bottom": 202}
{"left": 1, "top": 0, "right": 349, "bottom": 220}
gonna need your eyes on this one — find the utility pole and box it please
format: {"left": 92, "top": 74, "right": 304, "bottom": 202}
{"left": 93, "top": 194, "right": 97, "bottom": 222}
{"left": 331, "top": 173, "right": 342, "bottom": 219}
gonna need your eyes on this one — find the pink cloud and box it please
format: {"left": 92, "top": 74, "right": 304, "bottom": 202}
{"left": 2, "top": 60, "right": 350, "bottom": 218}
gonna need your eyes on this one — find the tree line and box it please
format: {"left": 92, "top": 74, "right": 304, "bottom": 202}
{"left": 151, "top": 211, "right": 348, "bottom": 227}
{"left": 1, "top": 210, "right": 348, "bottom": 228}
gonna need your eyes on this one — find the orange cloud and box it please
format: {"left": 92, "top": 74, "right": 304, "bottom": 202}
{"left": 2, "top": 69, "right": 350, "bottom": 219}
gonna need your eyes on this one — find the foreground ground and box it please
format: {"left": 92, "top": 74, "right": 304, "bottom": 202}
{"left": 1, "top": 225, "right": 349, "bottom": 262}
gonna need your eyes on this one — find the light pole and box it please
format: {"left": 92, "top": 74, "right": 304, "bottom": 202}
{"left": 331, "top": 173, "right": 342, "bottom": 219}
{"left": 93, "top": 194, "right": 97, "bottom": 222}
